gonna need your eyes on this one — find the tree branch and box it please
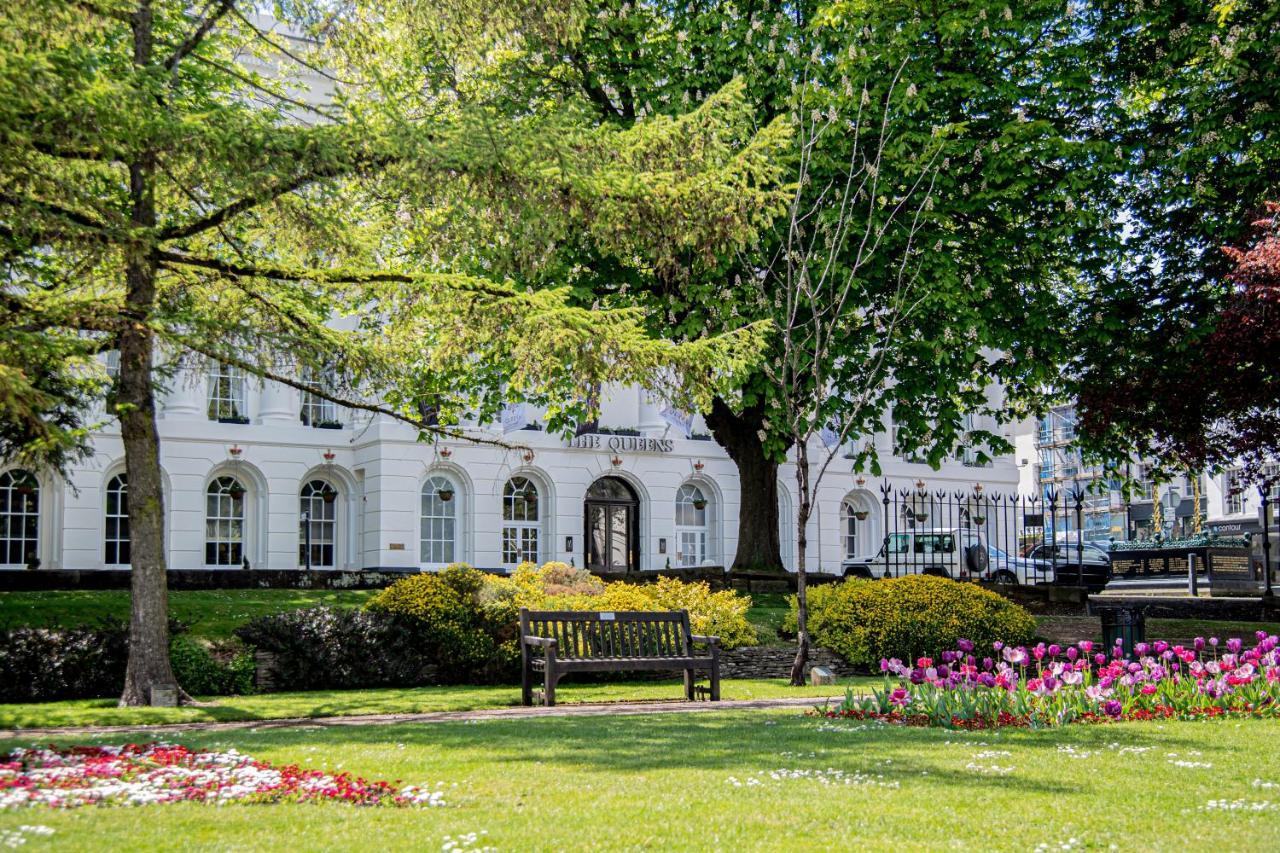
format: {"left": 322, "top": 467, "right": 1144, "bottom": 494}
{"left": 157, "top": 152, "right": 391, "bottom": 241}
{"left": 165, "top": 0, "right": 237, "bottom": 72}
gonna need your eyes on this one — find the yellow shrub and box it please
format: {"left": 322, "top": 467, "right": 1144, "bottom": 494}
{"left": 788, "top": 575, "right": 1036, "bottom": 667}
{"left": 478, "top": 563, "right": 757, "bottom": 649}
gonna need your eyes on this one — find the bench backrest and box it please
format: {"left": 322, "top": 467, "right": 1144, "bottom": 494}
{"left": 520, "top": 609, "right": 693, "bottom": 659}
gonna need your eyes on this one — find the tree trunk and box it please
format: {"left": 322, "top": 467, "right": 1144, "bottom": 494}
{"left": 704, "top": 397, "right": 784, "bottom": 572}
{"left": 119, "top": 0, "right": 182, "bottom": 707}
{"left": 789, "top": 438, "right": 812, "bottom": 686}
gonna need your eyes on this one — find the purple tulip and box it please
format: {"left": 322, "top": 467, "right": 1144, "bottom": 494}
{"left": 1066, "top": 647, "right": 1079, "bottom": 661}
{"left": 1257, "top": 630, "right": 1268, "bottom": 642}
{"left": 880, "top": 658, "right": 890, "bottom": 672}
{"left": 1153, "top": 641, "right": 1168, "bottom": 654}
{"left": 1047, "top": 644, "right": 1062, "bottom": 657}
{"left": 1228, "top": 638, "right": 1243, "bottom": 654}
{"left": 1194, "top": 637, "right": 1206, "bottom": 651}
{"left": 1210, "top": 637, "right": 1219, "bottom": 647}
{"left": 982, "top": 657, "right": 994, "bottom": 671}
{"left": 1094, "top": 653, "right": 1107, "bottom": 666}
{"left": 909, "top": 670, "right": 925, "bottom": 684}
{"left": 958, "top": 638, "right": 974, "bottom": 653}
{"left": 978, "top": 672, "right": 997, "bottom": 688}
{"left": 937, "top": 664, "right": 951, "bottom": 679}
{"left": 993, "top": 641, "right": 1004, "bottom": 652}
{"left": 1135, "top": 643, "right": 1150, "bottom": 657}
{"left": 1103, "top": 699, "right": 1123, "bottom": 718}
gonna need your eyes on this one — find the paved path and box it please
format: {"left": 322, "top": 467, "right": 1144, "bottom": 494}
{"left": 1, "top": 695, "right": 845, "bottom": 741}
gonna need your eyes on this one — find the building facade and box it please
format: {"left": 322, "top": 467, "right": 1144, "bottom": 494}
{"left": 1022, "top": 404, "right": 1276, "bottom": 542}
{"left": 0, "top": 362, "right": 1022, "bottom": 575}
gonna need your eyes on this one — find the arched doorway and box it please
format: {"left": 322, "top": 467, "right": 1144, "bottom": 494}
{"left": 585, "top": 477, "right": 639, "bottom": 572}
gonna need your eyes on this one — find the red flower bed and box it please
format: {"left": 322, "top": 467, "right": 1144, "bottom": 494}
{"left": 0, "top": 743, "right": 446, "bottom": 809}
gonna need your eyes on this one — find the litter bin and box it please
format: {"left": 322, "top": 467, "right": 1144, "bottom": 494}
{"left": 1099, "top": 605, "right": 1145, "bottom": 659}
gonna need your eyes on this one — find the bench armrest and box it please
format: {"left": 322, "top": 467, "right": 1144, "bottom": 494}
{"left": 690, "top": 634, "right": 720, "bottom": 648}
{"left": 523, "top": 636, "right": 558, "bottom": 649}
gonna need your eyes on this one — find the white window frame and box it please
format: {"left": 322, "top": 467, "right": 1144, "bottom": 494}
{"left": 421, "top": 475, "right": 457, "bottom": 565}
{"left": 674, "top": 484, "right": 708, "bottom": 567}
{"left": 104, "top": 473, "right": 130, "bottom": 566}
{"left": 299, "top": 479, "right": 337, "bottom": 568}
{"left": 502, "top": 476, "right": 540, "bottom": 565}
{"left": 205, "top": 476, "right": 246, "bottom": 566}
{"left": 299, "top": 368, "right": 339, "bottom": 427}
{"left": 207, "top": 362, "right": 247, "bottom": 421}
{"left": 840, "top": 500, "right": 859, "bottom": 558}
{"left": 0, "top": 469, "right": 39, "bottom": 567}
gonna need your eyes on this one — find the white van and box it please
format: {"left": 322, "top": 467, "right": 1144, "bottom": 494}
{"left": 841, "top": 528, "right": 989, "bottom": 580}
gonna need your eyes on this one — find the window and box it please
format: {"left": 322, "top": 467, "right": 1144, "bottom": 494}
{"left": 1226, "top": 470, "right": 1247, "bottom": 515}
{"left": 675, "top": 484, "right": 709, "bottom": 567}
{"left": 104, "top": 474, "right": 130, "bottom": 565}
{"left": 840, "top": 500, "right": 871, "bottom": 558}
{"left": 0, "top": 470, "right": 39, "bottom": 566}
{"left": 104, "top": 350, "right": 120, "bottom": 381}
{"left": 205, "top": 476, "right": 245, "bottom": 566}
{"left": 883, "top": 533, "right": 911, "bottom": 555}
{"left": 300, "top": 368, "right": 339, "bottom": 428}
{"left": 299, "top": 480, "right": 337, "bottom": 567}
{"left": 915, "top": 534, "right": 955, "bottom": 554}
{"left": 502, "top": 476, "right": 540, "bottom": 564}
{"left": 421, "top": 475, "right": 457, "bottom": 564}
{"left": 960, "top": 414, "right": 992, "bottom": 467}
{"left": 207, "top": 362, "right": 246, "bottom": 421}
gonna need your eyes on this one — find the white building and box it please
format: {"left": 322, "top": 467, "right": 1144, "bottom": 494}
{"left": 0, "top": 363, "right": 1021, "bottom": 575}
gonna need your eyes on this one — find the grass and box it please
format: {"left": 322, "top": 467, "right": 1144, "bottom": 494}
{"left": 2, "top": 710, "right": 1278, "bottom": 850}
{"left": 0, "top": 589, "right": 376, "bottom": 642}
{"left": 745, "top": 592, "right": 790, "bottom": 645}
{"left": 0, "top": 678, "right": 875, "bottom": 731}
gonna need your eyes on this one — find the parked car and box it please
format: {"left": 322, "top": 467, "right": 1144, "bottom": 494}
{"left": 1024, "top": 542, "right": 1112, "bottom": 590}
{"left": 842, "top": 528, "right": 989, "bottom": 581}
{"left": 982, "top": 544, "right": 1046, "bottom": 586}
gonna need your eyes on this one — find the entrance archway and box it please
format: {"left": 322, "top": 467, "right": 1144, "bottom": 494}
{"left": 585, "top": 476, "right": 639, "bottom": 572}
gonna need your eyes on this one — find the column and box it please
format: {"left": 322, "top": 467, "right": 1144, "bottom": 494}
{"left": 161, "top": 364, "right": 205, "bottom": 420}
{"left": 637, "top": 389, "right": 665, "bottom": 435}
{"left": 258, "top": 378, "right": 299, "bottom": 426}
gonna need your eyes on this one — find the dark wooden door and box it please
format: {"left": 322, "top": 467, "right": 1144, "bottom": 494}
{"left": 584, "top": 477, "right": 639, "bottom": 572}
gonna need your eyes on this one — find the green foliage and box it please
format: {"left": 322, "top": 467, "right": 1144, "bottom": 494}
{"left": 167, "top": 636, "right": 255, "bottom": 697}
{"left": 788, "top": 576, "right": 1036, "bottom": 668}
{"left": 369, "top": 565, "right": 520, "bottom": 681}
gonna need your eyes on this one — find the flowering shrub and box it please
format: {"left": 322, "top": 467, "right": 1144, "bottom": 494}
{"left": 828, "top": 632, "right": 1280, "bottom": 728}
{"left": 790, "top": 576, "right": 1035, "bottom": 668}
{"left": 0, "top": 744, "right": 446, "bottom": 809}
{"left": 484, "top": 565, "right": 756, "bottom": 649}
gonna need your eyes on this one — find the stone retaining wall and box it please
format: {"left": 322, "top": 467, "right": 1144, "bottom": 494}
{"left": 718, "top": 644, "right": 853, "bottom": 679}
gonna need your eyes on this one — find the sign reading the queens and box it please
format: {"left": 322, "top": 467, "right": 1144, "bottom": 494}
{"left": 567, "top": 434, "right": 674, "bottom": 453}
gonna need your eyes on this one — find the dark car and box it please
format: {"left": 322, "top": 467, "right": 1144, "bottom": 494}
{"left": 1025, "top": 542, "right": 1113, "bottom": 591}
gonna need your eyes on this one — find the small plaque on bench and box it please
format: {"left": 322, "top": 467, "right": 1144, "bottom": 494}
{"left": 599, "top": 611, "right": 615, "bottom": 620}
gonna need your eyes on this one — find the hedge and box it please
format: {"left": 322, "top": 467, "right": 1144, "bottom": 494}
{"left": 788, "top": 575, "right": 1036, "bottom": 668}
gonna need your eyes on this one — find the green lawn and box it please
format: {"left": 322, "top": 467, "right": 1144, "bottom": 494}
{"left": 0, "top": 589, "right": 376, "bottom": 642}
{"left": 745, "top": 592, "right": 790, "bottom": 645}
{"left": 3, "top": 710, "right": 1278, "bottom": 850}
{"left": 0, "top": 678, "right": 875, "bottom": 731}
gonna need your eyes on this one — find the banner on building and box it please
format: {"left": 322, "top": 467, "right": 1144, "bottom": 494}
{"left": 659, "top": 404, "right": 694, "bottom": 438}
{"left": 501, "top": 402, "right": 529, "bottom": 433}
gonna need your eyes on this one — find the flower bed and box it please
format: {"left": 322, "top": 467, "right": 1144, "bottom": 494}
{"left": 824, "top": 633, "right": 1280, "bottom": 729}
{"left": 0, "top": 744, "right": 447, "bottom": 809}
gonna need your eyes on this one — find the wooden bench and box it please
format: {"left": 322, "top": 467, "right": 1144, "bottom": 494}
{"left": 519, "top": 608, "right": 720, "bottom": 707}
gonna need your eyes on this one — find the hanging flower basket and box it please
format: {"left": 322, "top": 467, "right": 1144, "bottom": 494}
{"left": 853, "top": 510, "right": 869, "bottom": 521}
{"left": 914, "top": 511, "right": 930, "bottom": 522}
{"left": 972, "top": 515, "right": 986, "bottom": 525}
{"left": 228, "top": 484, "right": 246, "bottom": 500}
{"left": 438, "top": 488, "right": 455, "bottom": 502}
{"left": 15, "top": 483, "right": 35, "bottom": 496}
{"left": 692, "top": 498, "right": 708, "bottom": 510}
{"left": 322, "top": 490, "right": 338, "bottom": 504}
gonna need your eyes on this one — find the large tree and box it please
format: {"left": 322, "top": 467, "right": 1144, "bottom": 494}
{"left": 1072, "top": 0, "right": 1280, "bottom": 479}
{"left": 0, "top": 0, "right": 783, "bottom": 704}
{"left": 453, "top": 0, "right": 1125, "bottom": 572}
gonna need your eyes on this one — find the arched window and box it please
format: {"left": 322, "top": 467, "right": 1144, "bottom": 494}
{"left": 421, "top": 475, "right": 457, "bottom": 564}
{"left": 205, "top": 476, "right": 245, "bottom": 566}
{"left": 502, "top": 476, "right": 540, "bottom": 564}
{"left": 0, "top": 470, "right": 39, "bottom": 567}
{"left": 105, "top": 474, "right": 130, "bottom": 566}
{"left": 207, "top": 362, "right": 246, "bottom": 422}
{"left": 840, "top": 500, "right": 858, "bottom": 559}
{"left": 299, "top": 479, "right": 337, "bottom": 568}
{"left": 675, "top": 484, "right": 709, "bottom": 567}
